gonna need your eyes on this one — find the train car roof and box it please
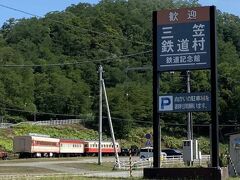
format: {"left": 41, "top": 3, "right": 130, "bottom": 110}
{"left": 14, "top": 135, "right": 59, "bottom": 141}
{"left": 84, "top": 140, "right": 119, "bottom": 143}
{"left": 60, "top": 139, "right": 84, "bottom": 143}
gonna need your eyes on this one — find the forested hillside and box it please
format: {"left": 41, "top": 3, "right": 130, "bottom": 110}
{"left": 0, "top": 0, "right": 240, "bottom": 139}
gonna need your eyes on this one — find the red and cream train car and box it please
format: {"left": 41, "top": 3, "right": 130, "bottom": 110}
{"left": 13, "top": 135, "right": 59, "bottom": 158}
{"left": 59, "top": 139, "right": 84, "bottom": 156}
{"left": 84, "top": 140, "right": 120, "bottom": 156}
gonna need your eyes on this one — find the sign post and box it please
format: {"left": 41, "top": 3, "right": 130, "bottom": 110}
{"left": 210, "top": 6, "right": 219, "bottom": 168}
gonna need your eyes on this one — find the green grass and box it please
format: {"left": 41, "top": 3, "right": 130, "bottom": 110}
{"left": 13, "top": 124, "right": 99, "bottom": 140}
{"left": 0, "top": 159, "right": 124, "bottom": 176}
{"left": 59, "top": 162, "right": 115, "bottom": 171}
{"left": 0, "top": 124, "right": 101, "bottom": 153}
{"left": 0, "top": 157, "right": 84, "bottom": 163}
{"left": 0, "top": 161, "right": 130, "bottom": 180}
{"left": 0, "top": 166, "right": 57, "bottom": 174}
{"left": 37, "top": 176, "right": 142, "bottom": 180}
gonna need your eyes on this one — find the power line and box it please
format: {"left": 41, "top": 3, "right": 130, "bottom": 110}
{"left": 1, "top": 106, "right": 153, "bottom": 124}
{"left": 125, "top": 66, "right": 152, "bottom": 72}
{"left": 2, "top": 106, "right": 240, "bottom": 127}
{"left": 1, "top": 107, "right": 88, "bottom": 118}
{"left": 0, "top": 50, "right": 152, "bottom": 68}
{"left": 64, "top": 12, "right": 152, "bottom": 46}
{"left": 0, "top": 3, "right": 152, "bottom": 47}
{"left": 0, "top": 4, "right": 153, "bottom": 68}
{"left": 0, "top": 4, "right": 41, "bottom": 18}
{"left": 102, "top": 116, "right": 153, "bottom": 124}
{"left": 0, "top": 102, "right": 151, "bottom": 124}
{"left": 124, "top": 68, "right": 238, "bottom": 86}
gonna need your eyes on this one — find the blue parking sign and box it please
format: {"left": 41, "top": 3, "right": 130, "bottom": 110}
{"left": 159, "top": 92, "right": 211, "bottom": 112}
{"left": 159, "top": 96, "right": 173, "bottom": 111}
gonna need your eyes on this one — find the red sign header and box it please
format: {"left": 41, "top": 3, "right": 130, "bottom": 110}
{"left": 157, "top": 6, "right": 210, "bottom": 25}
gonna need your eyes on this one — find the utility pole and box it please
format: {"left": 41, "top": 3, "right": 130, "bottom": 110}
{"left": 98, "top": 65, "right": 103, "bottom": 165}
{"left": 187, "top": 71, "right": 192, "bottom": 140}
{"left": 34, "top": 112, "right": 36, "bottom": 122}
{"left": 102, "top": 79, "right": 121, "bottom": 168}
{"left": 209, "top": 124, "right": 212, "bottom": 167}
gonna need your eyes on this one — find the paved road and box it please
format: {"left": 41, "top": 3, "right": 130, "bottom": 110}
{"left": 0, "top": 156, "right": 143, "bottom": 179}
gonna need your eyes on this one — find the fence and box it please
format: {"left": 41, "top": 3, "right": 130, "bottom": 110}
{"left": 117, "top": 155, "right": 211, "bottom": 170}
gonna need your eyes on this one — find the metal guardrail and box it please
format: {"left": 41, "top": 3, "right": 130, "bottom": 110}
{"left": 0, "top": 119, "right": 86, "bottom": 128}
{"left": 0, "top": 123, "right": 14, "bottom": 128}
{"left": 32, "top": 119, "right": 84, "bottom": 125}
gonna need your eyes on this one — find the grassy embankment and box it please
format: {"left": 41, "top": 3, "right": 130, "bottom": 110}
{"left": 0, "top": 123, "right": 227, "bottom": 156}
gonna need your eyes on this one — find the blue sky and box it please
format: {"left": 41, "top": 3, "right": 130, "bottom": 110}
{"left": 198, "top": 0, "right": 240, "bottom": 17}
{"left": 0, "top": 0, "right": 239, "bottom": 27}
{"left": 0, "top": 0, "right": 99, "bottom": 26}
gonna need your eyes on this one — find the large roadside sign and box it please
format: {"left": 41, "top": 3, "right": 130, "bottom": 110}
{"left": 152, "top": 6, "right": 219, "bottom": 170}
{"left": 159, "top": 92, "right": 211, "bottom": 112}
{"left": 157, "top": 7, "right": 211, "bottom": 71}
